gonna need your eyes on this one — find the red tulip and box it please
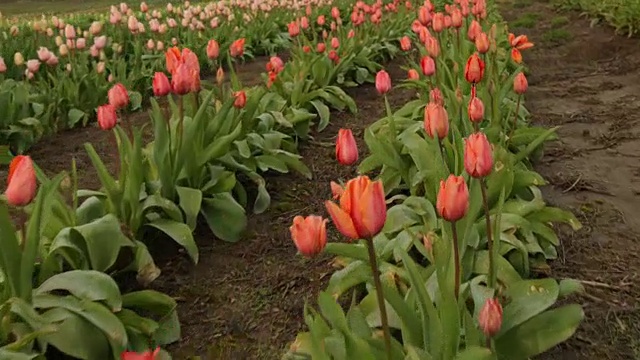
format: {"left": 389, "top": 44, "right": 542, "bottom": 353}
{"left": 328, "top": 50, "right": 339, "bottom": 63}
{"left": 400, "top": 36, "right": 411, "bottom": 51}
{"left": 418, "top": 6, "right": 431, "bottom": 25}
{"left": 233, "top": 90, "right": 246, "bottom": 108}
{"left": 108, "top": 83, "right": 129, "bottom": 110}
{"left": 206, "top": 39, "right": 219, "bottom": 59}
{"left": 152, "top": 72, "right": 171, "bottom": 97}
{"left": 467, "top": 19, "right": 482, "bottom": 41}
{"left": 120, "top": 347, "right": 160, "bottom": 360}
{"left": 316, "top": 42, "right": 326, "bottom": 53}
{"left": 288, "top": 21, "right": 300, "bottom": 37}
{"left": 513, "top": 72, "right": 528, "bottom": 95}
{"left": 303, "top": 45, "right": 311, "bottom": 53}
{"left": 330, "top": 181, "right": 344, "bottom": 200}
{"left": 424, "top": 102, "right": 449, "bottom": 139}
{"left": 165, "top": 47, "right": 181, "bottom": 74}
{"left": 317, "top": 15, "right": 326, "bottom": 26}
{"left": 331, "top": 6, "right": 340, "bottom": 19}
{"left": 5, "top": 155, "right": 37, "bottom": 206}
{"left": 420, "top": 56, "right": 435, "bottom": 76}
{"left": 336, "top": 129, "right": 358, "bottom": 165}
{"left": 425, "top": 36, "right": 440, "bottom": 57}
{"left": 511, "top": 48, "right": 523, "bottom": 64}
{"left": 375, "top": 70, "right": 391, "bottom": 95}
{"left": 464, "top": 133, "right": 493, "bottom": 178}
{"left": 407, "top": 68, "right": 419, "bottom": 80}
{"left": 465, "top": 53, "right": 485, "bottom": 84}
{"left": 451, "top": 9, "right": 462, "bottom": 28}
{"left": 436, "top": 175, "right": 469, "bottom": 222}
{"left": 330, "top": 37, "right": 340, "bottom": 49}
{"left": 229, "top": 38, "right": 245, "bottom": 57}
{"left": 467, "top": 97, "right": 484, "bottom": 123}
{"left": 97, "top": 104, "right": 117, "bottom": 130}
{"left": 509, "top": 33, "right": 534, "bottom": 50}
{"left": 289, "top": 215, "right": 328, "bottom": 257}
{"left": 171, "top": 63, "right": 192, "bottom": 95}
{"left": 325, "top": 176, "right": 387, "bottom": 240}
{"left": 429, "top": 88, "right": 443, "bottom": 105}
{"left": 478, "top": 298, "right": 503, "bottom": 338}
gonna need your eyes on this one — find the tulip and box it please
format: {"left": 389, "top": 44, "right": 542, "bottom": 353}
{"left": 96, "top": 61, "right": 105, "bottom": 74}
{"left": 465, "top": 53, "right": 485, "bottom": 84}
{"left": 407, "top": 68, "right": 419, "bottom": 80}
{"left": 289, "top": 215, "right": 328, "bottom": 257}
{"left": 300, "top": 16, "right": 309, "bottom": 29}
{"left": 37, "top": 47, "right": 51, "bottom": 62}
{"left": 424, "top": 102, "right": 449, "bottom": 139}
{"left": 375, "top": 70, "right": 391, "bottom": 95}
{"left": 94, "top": 35, "right": 107, "bottom": 50}
{"left": 267, "top": 56, "right": 284, "bottom": 74}
{"left": 513, "top": 72, "right": 528, "bottom": 95}
{"left": 475, "top": 32, "right": 489, "bottom": 54}
{"left": 140, "top": 1, "right": 149, "bottom": 12}
{"left": 152, "top": 72, "right": 171, "bottom": 97}
{"left": 429, "top": 88, "right": 443, "bottom": 105}
{"left": 347, "top": 29, "right": 355, "bottom": 39}
{"left": 316, "top": 42, "right": 326, "bottom": 53}
{"left": 330, "top": 37, "right": 340, "bottom": 49}
{"left": 400, "top": 36, "right": 411, "bottom": 51}
{"left": 420, "top": 56, "right": 435, "bottom": 76}
{"left": 10, "top": 26, "right": 19, "bottom": 36}
{"left": 328, "top": 50, "right": 339, "bottom": 63}
{"left": 76, "top": 38, "right": 86, "bottom": 50}
{"left": 59, "top": 44, "right": 69, "bottom": 57}
{"left": 468, "top": 97, "right": 484, "bottom": 123}
{"left": 511, "top": 48, "right": 522, "bottom": 64}
{"left": 108, "top": 83, "right": 130, "bottom": 110}
{"left": 509, "top": 33, "right": 534, "bottom": 50}
{"left": 317, "top": 15, "right": 326, "bottom": 26}
{"left": 171, "top": 63, "right": 193, "bottom": 95}
{"left": 330, "top": 181, "right": 344, "bottom": 200}
{"left": 425, "top": 36, "right": 440, "bottom": 57}
{"left": 26, "top": 60, "right": 40, "bottom": 73}
{"left": 288, "top": 21, "right": 300, "bottom": 37}
{"left": 97, "top": 104, "right": 117, "bottom": 130}
{"left": 64, "top": 23, "right": 76, "bottom": 39}
{"left": 467, "top": 19, "right": 482, "bottom": 41}
{"left": 418, "top": 6, "right": 430, "bottom": 25}
{"left": 478, "top": 298, "right": 502, "bottom": 338}
{"left": 46, "top": 55, "right": 59, "bottom": 66}
{"left": 325, "top": 176, "right": 386, "bottom": 240}
{"left": 14, "top": 52, "right": 24, "bottom": 66}
{"left": 464, "top": 133, "right": 493, "bottom": 178}
{"left": 216, "top": 67, "right": 225, "bottom": 85}
{"left": 206, "top": 39, "right": 219, "bottom": 59}
{"left": 436, "top": 174, "right": 469, "bottom": 222}
{"left": 233, "top": 90, "right": 246, "bottom": 108}
{"left": 229, "top": 38, "right": 245, "bottom": 57}
{"left": 451, "top": 9, "right": 463, "bottom": 28}
{"left": 331, "top": 6, "right": 340, "bottom": 19}
{"left": 432, "top": 12, "right": 444, "bottom": 32}
{"left": 302, "top": 45, "right": 311, "bottom": 53}
{"left": 120, "top": 347, "right": 160, "bottom": 360}
{"left": 0, "top": 57, "right": 6, "bottom": 73}
{"left": 335, "top": 129, "right": 358, "bottom": 165}
{"left": 5, "top": 155, "right": 37, "bottom": 207}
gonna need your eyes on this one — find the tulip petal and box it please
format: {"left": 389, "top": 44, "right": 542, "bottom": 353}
{"left": 354, "top": 180, "right": 387, "bottom": 238}
{"left": 325, "top": 201, "right": 359, "bottom": 240}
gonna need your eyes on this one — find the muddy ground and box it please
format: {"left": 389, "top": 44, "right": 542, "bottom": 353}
{"left": 5, "top": 2, "right": 640, "bottom": 357}
{"left": 502, "top": 0, "right": 640, "bottom": 359}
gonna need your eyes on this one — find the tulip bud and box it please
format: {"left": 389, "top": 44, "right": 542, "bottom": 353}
{"left": 96, "top": 61, "right": 106, "bottom": 74}
{"left": 330, "top": 37, "right": 340, "bottom": 49}
{"left": 26, "top": 59, "right": 40, "bottom": 73}
{"left": 511, "top": 48, "right": 523, "bottom": 64}
{"left": 424, "top": 102, "right": 449, "bottom": 139}
{"left": 152, "top": 72, "right": 171, "bottom": 97}
{"left": 121, "top": 348, "right": 161, "bottom": 360}
{"left": 467, "top": 97, "right": 484, "bottom": 123}
{"left": 0, "top": 57, "right": 6, "bottom": 73}
{"left": 513, "top": 72, "right": 528, "bottom": 95}
{"left": 317, "top": 15, "right": 325, "bottom": 26}
{"left": 425, "top": 36, "right": 440, "bottom": 57}
{"left": 46, "top": 55, "right": 59, "bottom": 66}
{"left": 5, "top": 155, "right": 37, "bottom": 206}
{"left": 97, "top": 104, "right": 117, "bottom": 130}
{"left": 467, "top": 19, "right": 482, "bottom": 41}
{"left": 316, "top": 42, "right": 326, "bottom": 53}
{"left": 407, "top": 68, "right": 419, "bottom": 80}
{"left": 464, "top": 53, "right": 485, "bottom": 84}
{"left": 432, "top": 12, "right": 444, "bottom": 32}
{"left": 216, "top": 67, "right": 225, "bottom": 85}
{"left": 400, "top": 36, "right": 411, "bottom": 51}
{"left": 375, "top": 70, "right": 391, "bottom": 95}
{"left": 429, "top": 88, "right": 443, "bottom": 105}
{"left": 475, "top": 32, "right": 489, "bottom": 54}
{"left": 206, "top": 39, "right": 219, "bottom": 59}
{"left": 436, "top": 174, "right": 469, "bottom": 222}
{"left": 76, "top": 38, "right": 86, "bottom": 50}
{"left": 288, "top": 21, "right": 300, "bottom": 37}
{"left": 59, "top": 44, "right": 69, "bottom": 57}
{"left": 347, "top": 29, "right": 355, "bottom": 39}
{"left": 420, "top": 56, "right": 435, "bottom": 76}
{"left": 233, "top": 90, "right": 246, "bottom": 108}
{"left": 330, "top": 181, "right": 344, "bottom": 200}
{"left": 14, "top": 52, "right": 24, "bottom": 66}
{"left": 289, "top": 215, "right": 328, "bottom": 257}
{"left": 478, "top": 298, "right": 502, "bottom": 338}
{"left": 37, "top": 47, "right": 51, "bottom": 62}
{"left": 464, "top": 133, "right": 493, "bottom": 178}
{"left": 335, "top": 129, "right": 358, "bottom": 165}
{"left": 108, "top": 83, "right": 130, "bottom": 109}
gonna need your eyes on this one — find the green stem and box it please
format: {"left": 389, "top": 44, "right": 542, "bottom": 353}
{"left": 365, "top": 237, "right": 392, "bottom": 360}
{"left": 479, "top": 178, "right": 495, "bottom": 288}
{"left": 451, "top": 221, "right": 460, "bottom": 299}
{"left": 436, "top": 136, "right": 450, "bottom": 173}
{"left": 508, "top": 95, "right": 521, "bottom": 145}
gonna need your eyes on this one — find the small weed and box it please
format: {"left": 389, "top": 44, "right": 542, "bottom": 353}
{"left": 551, "top": 16, "right": 570, "bottom": 28}
{"left": 512, "top": 13, "right": 540, "bottom": 28}
{"left": 513, "top": 0, "right": 533, "bottom": 8}
{"left": 542, "top": 28, "right": 572, "bottom": 44}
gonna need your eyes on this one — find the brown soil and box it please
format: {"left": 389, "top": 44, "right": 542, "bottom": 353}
{"left": 501, "top": 1, "right": 640, "bottom": 359}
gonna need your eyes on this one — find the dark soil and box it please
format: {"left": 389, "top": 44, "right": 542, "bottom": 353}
{"left": 501, "top": 0, "right": 640, "bottom": 359}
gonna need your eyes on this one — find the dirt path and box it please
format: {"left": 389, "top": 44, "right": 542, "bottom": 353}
{"left": 500, "top": 1, "right": 640, "bottom": 359}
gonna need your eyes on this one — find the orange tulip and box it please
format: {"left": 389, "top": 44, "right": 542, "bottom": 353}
{"left": 206, "top": 39, "right": 219, "bottom": 59}
{"left": 171, "top": 63, "right": 192, "bottom": 95}
{"left": 325, "top": 176, "right": 387, "bottom": 240}
{"left": 424, "top": 102, "right": 449, "bottom": 139}
{"left": 120, "top": 347, "right": 160, "bottom": 360}
{"left": 508, "top": 33, "right": 534, "bottom": 50}
{"left": 375, "top": 70, "right": 391, "bottom": 95}
{"left": 513, "top": 72, "right": 528, "bottom": 95}
{"left": 233, "top": 90, "right": 246, "bottom": 108}
{"left": 432, "top": 12, "right": 444, "bottom": 32}
{"left": 165, "top": 46, "right": 181, "bottom": 74}
{"left": 336, "top": 129, "right": 358, "bottom": 165}
{"left": 464, "top": 53, "right": 485, "bottom": 84}
{"left": 467, "top": 96, "right": 484, "bottom": 123}
{"left": 400, "top": 36, "right": 411, "bottom": 51}
{"left": 475, "top": 32, "right": 489, "bottom": 54}
{"left": 478, "top": 298, "right": 503, "bottom": 338}
{"left": 429, "top": 88, "right": 443, "bottom": 105}
{"left": 467, "top": 19, "right": 482, "bottom": 41}
{"left": 5, "top": 155, "right": 37, "bottom": 206}
{"left": 97, "top": 104, "right": 117, "bottom": 130}
{"left": 289, "top": 215, "right": 328, "bottom": 257}
{"left": 316, "top": 42, "right": 326, "bottom": 53}
{"left": 464, "top": 133, "right": 493, "bottom": 178}
{"left": 407, "top": 68, "right": 419, "bottom": 80}
{"left": 436, "top": 174, "right": 469, "bottom": 222}
{"left": 108, "top": 83, "right": 129, "bottom": 110}
{"left": 330, "top": 181, "right": 344, "bottom": 199}
{"left": 511, "top": 48, "right": 523, "bottom": 64}
{"left": 229, "top": 38, "right": 245, "bottom": 57}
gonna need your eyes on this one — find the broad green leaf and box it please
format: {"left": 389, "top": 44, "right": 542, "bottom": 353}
{"left": 146, "top": 219, "right": 199, "bottom": 264}
{"left": 175, "top": 187, "right": 203, "bottom": 231}
{"left": 35, "top": 270, "right": 122, "bottom": 312}
{"left": 500, "top": 280, "right": 560, "bottom": 336}
{"left": 201, "top": 193, "right": 247, "bottom": 243}
{"left": 41, "top": 309, "right": 110, "bottom": 360}
{"left": 70, "top": 214, "right": 133, "bottom": 272}
{"left": 454, "top": 347, "right": 492, "bottom": 360}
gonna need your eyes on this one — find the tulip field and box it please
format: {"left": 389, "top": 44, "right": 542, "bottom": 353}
{"left": 2, "top": 0, "right": 640, "bottom": 358}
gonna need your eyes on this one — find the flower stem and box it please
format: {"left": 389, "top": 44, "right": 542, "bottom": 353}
{"left": 508, "top": 95, "right": 521, "bottom": 144}
{"left": 436, "top": 137, "right": 450, "bottom": 173}
{"left": 479, "top": 178, "right": 495, "bottom": 288}
{"left": 451, "top": 221, "right": 460, "bottom": 299}
{"left": 365, "top": 237, "right": 392, "bottom": 360}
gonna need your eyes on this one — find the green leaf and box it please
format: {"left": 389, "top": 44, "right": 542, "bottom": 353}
{"left": 310, "top": 100, "right": 331, "bottom": 131}
{"left": 495, "top": 304, "right": 584, "bottom": 360}
{"left": 141, "top": 194, "right": 184, "bottom": 223}
{"left": 558, "top": 279, "right": 584, "bottom": 298}
{"left": 41, "top": 309, "right": 111, "bottom": 360}
{"left": 129, "top": 91, "right": 143, "bottom": 111}
{"left": 0, "top": 349, "right": 38, "bottom": 360}
{"left": 146, "top": 219, "right": 199, "bottom": 264}
{"left": 67, "top": 108, "right": 86, "bottom": 128}
{"left": 454, "top": 347, "right": 492, "bottom": 360}
{"left": 175, "top": 187, "right": 203, "bottom": 231}
{"left": 68, "top": 214, "right": 133, "bottom": 272}
{"left": 201, "top": 193, "right": 247, "bottom": 243}
{"left": 253, "top": 179, "right": 271, "bottom": 214}
{"left": 76, "top": 196, "right": 106, "bottom": 225}
{"left": 498, "top": 279, "right": 559, "bottom": 336}
{"left": 35, "top": 270, "right": 123, "bottom": 312}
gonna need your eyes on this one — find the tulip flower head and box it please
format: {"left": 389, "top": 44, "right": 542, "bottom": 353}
{"left": 400, "top": 36, "right": 411, "bottom": 51}
{"left": 229, "top": 38, "right": 245, "bottom": 57}
{"left": 0, "top": 57, "right": 6, "bottom": 73}
{"left": 407, "top": 68, "right": 419, "bottom": 80}
{"left": 467, "top": 96, "right": 484, "bottom": 123}
{"left": 436, "top": 174, "right": 469, "bottom": 222}
{"left": 420, "top": 56, "right": 436, "bottom": 76}
{"left": 5, "top": 155, "right": 37, "bottom": 206}
{"left": 289, "top": 215, "right": 328, "bottom": 257}
{"left": 465, "top": 53, "right": 485, "bottom": 84}
{"left": 97, "top": 104, "right": 118, "bottom": 130}
{"left": 464, "top": 133, "right": 493, "bottom": 178}
{"left": 233, "top": 90, "right": 246, "bottom": 108}
{"left": 375, "top": 70, "right": 391, "bottom": 95}
{"left": 120, "top": 347, "right": 161, "bottom": 360}
{"left": 330, "top": 181, "right": 344, "bottom": 200}
{"left": 478, "top": 298, "right": 503, "bottom": 338}
{"left": 335, "top": 128, "right": 358, "bottom": 166}
{"left": 424, "top": 102, "right": 449, "bottom": 139}
{"left": 152, "top": 72, "right": 171, "bottom": 97}
{"left": 108, "top": 83, "right": 130, "bottom": 110}
{"left": 325, "top": 176, "right": 387, "bottom": 240}
{"left": 513, "top": 72, "right": 528, "bottom": 95}
{"left": 206, "top": 39, "right": 219, "bottom": 59}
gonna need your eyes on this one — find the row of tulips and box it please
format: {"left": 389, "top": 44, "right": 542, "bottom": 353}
{"left": 0, "top": 0, "right": 421, "bottom": 359}
{"left": 286, "top": 0, "right": 585, "bottom": 359}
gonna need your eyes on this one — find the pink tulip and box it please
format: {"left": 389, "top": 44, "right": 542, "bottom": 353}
{"left": 97, "top": 104, "right": 117, "bottom": 130}
{"left": 0, "top": 57, "right": 6, "bottom": 73}
{"left": 37, "top": 47, "right": 52, "bottom": 62}
{"left": 64, "top": 24, "right": 76, "bottom": 39}
{"left": 335, "top": 129, "right": 358, "bottom": 165}
{"left": 108, "top": 83, "right": 130, "bottom": 109}
{"left": 5, "top": 155, "right": 37, "bottom": 206}
{"left": 290, "top": 215, "right": 327, "bottom": 257}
